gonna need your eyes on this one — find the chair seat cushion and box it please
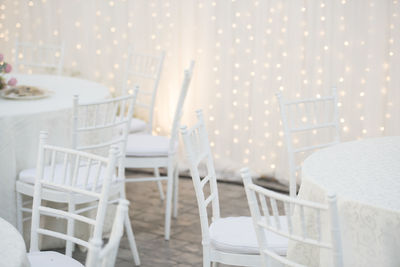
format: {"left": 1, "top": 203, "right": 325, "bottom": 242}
{"left": 129, "top": 118, "right": 147, "bottom": 133}
{"left": 28, "top": 251, "right": 84, "bottom": 267}
{"left": 126, "top": 134, "right": 177, "bottom": 157}
{"left": 19, "top": 163, "right": 112, "bottom": 189}
{"left": 209, "top": 216, "right": 288, "bottom": 255}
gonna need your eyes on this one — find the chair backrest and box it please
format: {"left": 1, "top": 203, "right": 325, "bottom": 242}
{"left": 30, "top": 131, "right": 119, "bottom": 253}
{"left": 14, "top": 41, "right": 65, "bottom": 75}
{"left": 169, "top": 60, "right": 195, "bottom": 154}
{"left": 180, "top": 109, "right": 220, "bottom": 247}
{"left": 241, "top": 168, "right": 343, "bottom": 267}
{"left": 122, "top": 49, "right": 165, "bottom": 133}
{"left": 86, "top": 199, "right": 129, "bottom": 267}
{"left": 276, "top": 88, "right": 340, "bottom": 198}
{"left": 72, "top": 91, "right": 138, "bottom": 179}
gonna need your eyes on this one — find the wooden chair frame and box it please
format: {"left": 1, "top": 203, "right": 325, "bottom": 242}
{"left": 180, "top": 110, "right": 261, "bottom": 267}
{"left": 122, "top": 49, "right": 166, "bottom": 134}
{"left": 276, "top": 88, "right": 340, "bottom": 198}
{"left": 16, "top": 94, "right": 140, "bottom": 265}
{"left": 241, "top": 167, "right": 343, "bottom": 267}
{"left": 14, "top": 40, "right": 65, "bottom": 75}
{"left": 124, "top": 61, "right": 195, "bottom": 240}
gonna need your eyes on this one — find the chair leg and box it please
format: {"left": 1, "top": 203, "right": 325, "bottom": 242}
{"left": 124, "top": 211, "right": 141, "bottom": 266}
{"left": 203, "top": 246, "right": 211, "bottom": 267}
{"left": 66, "top": 201, "right": 75, "bottom": 257}
{"left": 164, "top": 160, "right": 174, "bottom": 240}
{"left": 154, "top": 167, "right": 165, "bottom": 201}
{"left": 173, "top": 164, "right": 179, "bottom": 218}
{"left": 16, "top": 192, "right": 24, "bottom": 234}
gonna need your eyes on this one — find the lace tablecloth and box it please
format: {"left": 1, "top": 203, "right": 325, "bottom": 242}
{"left": 0, "top": 74, "right": 110, "bottom": 249}
{"left": 288, "top": 137, "right": 400, "bottom": 267}
{"left": 0, "top": 217, "right": 29, "bottom": 267}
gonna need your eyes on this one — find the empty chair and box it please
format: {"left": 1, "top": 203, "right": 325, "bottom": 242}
{"left": 180, "top": 110, "right": 288, "bottom": 267}
{"left": 28, "top": 132, "right": 121, "bottom": 267}
{"left": 122, "top": 49, "right": 165, "bottom": 134}
{"left": 124, "top": 61, "right": 195, "bottom": 240}
{"left": 276, "top": 88, "right": 340, "bottom": 198}
{"left": 122, "top": 49, "right": 166, "bottom": 202}
{"left": 14, "top": 41, "right": 65, "bottom": 75}
{"left": 241, "top": 167, "right": 343, "bottom": 267}
{"left": 16, "top": 94, "right": 140, "bottom": 264}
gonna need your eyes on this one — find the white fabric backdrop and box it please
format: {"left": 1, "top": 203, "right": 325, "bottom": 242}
{"left": 1, "top": 0, "right": 399, "bottom": 183}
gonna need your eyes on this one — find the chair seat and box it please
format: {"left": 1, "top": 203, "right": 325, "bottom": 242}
{"left": 28, "top": 251, "right": 84, "bottom": 267}
{"left": 19, "top": 163, "right": 112, "bottom": 189}
{"left": 126, "top": 134, "right": 178, "bottom": 157}
{"left": 129, "top": 118, "right": 147, "bottom": 133}
{"left": 209, "top": 216, "right": 288, "bottom": 255}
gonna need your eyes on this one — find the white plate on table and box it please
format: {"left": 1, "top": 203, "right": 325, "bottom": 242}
{"left": 0, "top": 85, "right": 53, "bottom": 100}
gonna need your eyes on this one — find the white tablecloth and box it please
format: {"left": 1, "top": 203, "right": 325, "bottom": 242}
{"left": 287, "top": 137, "right": 400, "bottom": 267}
{"left": 0, "top": 74, "right": 110, "bottom": 248}
{"left": 0, "top": 217, "right": 30, "bottom": 267}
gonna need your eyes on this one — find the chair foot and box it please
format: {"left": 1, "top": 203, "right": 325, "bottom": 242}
{"left": 124, "top": 212, "right": 141, "bottom": 265}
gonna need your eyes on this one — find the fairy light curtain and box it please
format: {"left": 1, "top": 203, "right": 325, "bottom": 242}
{"left": 1, "top": 0, "right": 399, "bottom": 184}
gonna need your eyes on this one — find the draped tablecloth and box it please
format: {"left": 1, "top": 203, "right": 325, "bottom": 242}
{"left": 287, "top": 137, "right": 400, "bottom": 267}
{"left": 0, "top": 74, "right": 110, "bottom": 248}
{"left": 0, "top": 217, "right": 30, "bottom": 267}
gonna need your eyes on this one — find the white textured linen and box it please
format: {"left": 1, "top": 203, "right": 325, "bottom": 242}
{"left": 288, "top": 137, "right": 400, "bottom": 267}
{"left": 209, "top": 216, "right": 288, "bottom": 256}
{"left": 0, "top": 217, "right": 30, "bottom": 267}
{"left": 0, "top": 74, "right": 110, "bottom": 248}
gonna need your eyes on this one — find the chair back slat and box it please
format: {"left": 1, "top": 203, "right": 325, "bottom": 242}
{"left": 169, "top": 61, "right": 195, "bottom": 154}
{"left": 259, "top": 194, "right": 271, "bottom": 227}
{"left": 283, "top": 202, "right": 293, "bottom": 234}
{"left": 30, "top": 131, "right": 119, "bottom": 254}
{"left": 276, "top": 88, "right": 340, "bottom": 198}
{"left": 241, "top": 168, "right": 343, "bottom": 267}
{"left": 180, "top": 108, "right": 221, "bottom": 246}
{"left": 122, "top": 49, "right": 165, "bottom": 133}
{"left": 73, "top": 92, "right": 137, "bottom": 174}
{"left": 15, "top": 41, "right": 64, "bottom": 75}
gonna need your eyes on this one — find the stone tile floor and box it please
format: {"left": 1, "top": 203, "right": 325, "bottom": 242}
{"left": 72, "top": 170, "right": 287, "bottom": 266}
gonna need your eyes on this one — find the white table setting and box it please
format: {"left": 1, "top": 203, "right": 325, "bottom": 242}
{"left": 0, "top": 216, "right": 30, "bottom": 267}
{"left": 0, "top": 74, "right": 110, "bottom": 248}
{"left": 288, "top": 136, "right": 400, "bottom": 267}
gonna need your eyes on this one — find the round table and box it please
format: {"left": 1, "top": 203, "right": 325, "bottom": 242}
{"left": 288, "top": 137, "right": 400, "bottom": 267}
{"left": 0, "top": 217, "right": 30, "bottom": 267}
{"left": 0, "top": 74, "right": 110, "bottom": 247}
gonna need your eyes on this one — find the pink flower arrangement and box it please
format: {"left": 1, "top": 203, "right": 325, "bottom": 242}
{"left": 0, "top": 53, "right": 17, "bottom": 90}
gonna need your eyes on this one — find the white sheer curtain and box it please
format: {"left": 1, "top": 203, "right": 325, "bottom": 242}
{"left": 1, "top": 0, "right": 399, "bottom": 184}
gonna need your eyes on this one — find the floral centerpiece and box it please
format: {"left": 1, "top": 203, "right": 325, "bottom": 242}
{"left": 0, "top": 53, "right": 17, "bottom": 90}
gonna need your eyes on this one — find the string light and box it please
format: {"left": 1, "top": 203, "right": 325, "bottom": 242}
{"left": 0, "top": 0, "right": 397, "bottom": 181}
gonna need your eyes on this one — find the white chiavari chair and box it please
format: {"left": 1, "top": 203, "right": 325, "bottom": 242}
{"left": 124, "top": 61, "right": 195, "bottom": 240}
{"left": 27, "top": 131, "right": 118, "bottom": 266}
{"left": 241, "top": 167, "right": 343, "bottom": 267}
{"left": 86, "top": 199, "right": 130, "bottom": 267}
{"left": 14, "top": 41, "right": 65, "bottom": 75}
{"left": 180, "top": 110, "right": 288, "bottom": 267}
{"left": 276, "top": 88, "right": 340, "bottom": 198}
{"left": 122, "top": 49, "right": 165, "bottom": 134}
{"left": 16, "top": 94, "right": 140, "bottom": 265}
{"left": 122, "top": 49, "right": 166, "bottom": 202}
